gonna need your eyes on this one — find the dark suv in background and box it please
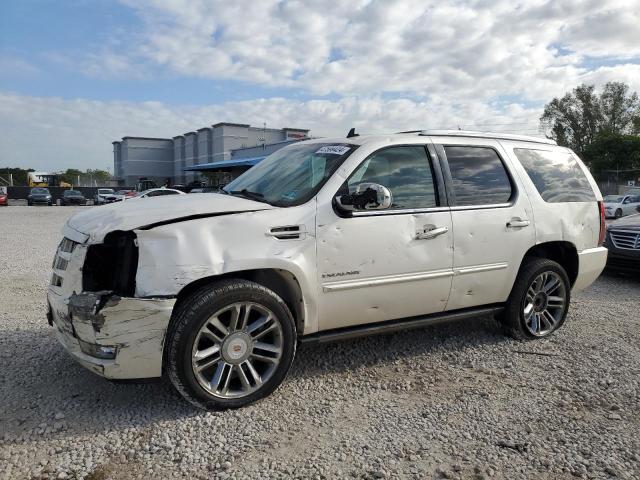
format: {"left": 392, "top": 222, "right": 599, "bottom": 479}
{"left": 61, "top": 190, "right": 87, "bottom": 206}
{"left": 604, "top": 206, "right": 640, "bottom": 274}
{"left": 28, "top": 188, "right": 52, "bottom": 206}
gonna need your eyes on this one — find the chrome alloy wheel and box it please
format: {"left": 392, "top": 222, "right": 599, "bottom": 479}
{"left": 191, "top": 302, "right": 284, "bottom": 399}
{"left": 523, "top": 271, "right": 567, "bottom": 337}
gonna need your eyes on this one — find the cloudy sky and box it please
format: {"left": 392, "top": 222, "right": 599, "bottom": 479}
{"left": 1, "top": 0, "right": 639, "bottom": 171}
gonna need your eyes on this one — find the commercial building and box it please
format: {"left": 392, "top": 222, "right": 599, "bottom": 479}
{"left": 113, "top": 123, "right": 309, "bottom": 187}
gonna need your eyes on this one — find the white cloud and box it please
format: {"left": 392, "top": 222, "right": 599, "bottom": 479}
{"left": 3, "top": 0, "right": 639, "bottom": 171}
{"left": 101, "top": 0, "right": 640, "bottom": 101}
{"left": 0, "top": 54, "right": 41, "bottom": 77}
{"left": 0, "top": 92, "right": 541, "bottom": 171}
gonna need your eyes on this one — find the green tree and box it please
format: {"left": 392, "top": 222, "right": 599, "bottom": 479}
{"left": 61, "top": 168, "right": 83, "bottom": 185}
{"left": 0, "top": 167, "right": 35, "bottom": 186}
{"left": 583, "top": 134, "right": 640, "bottom": 176}
{"left": 540, "top": 82, "right": 640, "bottom": 157}
{"left": 86, "top": 169, "right": 112, "bottom": 185}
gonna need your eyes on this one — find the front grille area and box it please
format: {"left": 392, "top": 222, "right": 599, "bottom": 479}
{"left": 50, "top": 237, "right": 79, "bottom": 287}
{"left": 59, "top": 237, "right": 78, "bottom": 254}
{"left": 53, "top": 256, "right": 69, "bottom": 271}
{"left": 609, "top": 230, "right": 640, "bottom": 250}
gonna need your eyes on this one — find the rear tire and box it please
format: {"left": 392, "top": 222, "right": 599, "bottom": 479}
{"left": 165, "top": 279, "right": 297, "bottom": 410}
{"left": 500, "top": 258, "right": 570, "bottom": 341}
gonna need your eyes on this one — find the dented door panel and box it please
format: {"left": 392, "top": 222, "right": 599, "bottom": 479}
{"left": 431, "top": 137, "right": 537, "bottom": 310}
{"left": 315, "top": 207, "right": 454, "bottom": 330}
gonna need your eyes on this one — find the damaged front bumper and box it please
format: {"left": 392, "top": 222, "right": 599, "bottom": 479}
{"left": 48, "top": 289, "right": 175, "bottom": 379}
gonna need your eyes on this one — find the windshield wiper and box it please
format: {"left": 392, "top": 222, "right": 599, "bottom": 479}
{"left": 228, "top": 189, "right": 269, "bottom": 204}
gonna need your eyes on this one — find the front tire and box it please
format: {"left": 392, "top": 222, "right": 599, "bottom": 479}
{"left": 615, "top": 208, "right": 622, "bottom": 219}
{"left": 165, "top": 279, "right": 297, "bottom": 410}
{"left": 500, "top": 258, "right": 570, "bottom": 340}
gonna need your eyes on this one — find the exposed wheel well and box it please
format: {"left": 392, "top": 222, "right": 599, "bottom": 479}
{"left": 174, "top": 269, "right": 305, "bottom": 334}
{"left": 522, "top": 241, "right": 579, "bottom": 286}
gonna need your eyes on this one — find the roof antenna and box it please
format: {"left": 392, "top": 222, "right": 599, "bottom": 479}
{"left": 346, "top": 127, "right": 359, "bottom": 138}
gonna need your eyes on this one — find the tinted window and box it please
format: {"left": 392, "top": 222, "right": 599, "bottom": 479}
{"left": 224, "top": 143, "right": 356, "bottom": 206}
{"left": 347, "top": 146, "right": 437, "bottom": 209}
{"left": 444, "top": 146, "right": 512, "bottom": 206}
{"left": 513, "top": 149, "right": 595, "bottom": 203}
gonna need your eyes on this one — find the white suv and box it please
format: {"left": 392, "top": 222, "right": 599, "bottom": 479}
{"left": 47, "top": 130, "right": 608, "bottom": 409}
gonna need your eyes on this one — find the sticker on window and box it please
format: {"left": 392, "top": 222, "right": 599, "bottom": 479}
{"left": 315, "top": 145, "right": 351, "bottom": 155}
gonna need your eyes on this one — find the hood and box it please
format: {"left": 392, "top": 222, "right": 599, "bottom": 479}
{"left": 67, "top": 193, "right": 274, "bottom": 242}
{"left": 603, "top": 202, "right": 619, "bottom": 208}
{"left": 608, "top": 214, "right": 640, "bottom": 230}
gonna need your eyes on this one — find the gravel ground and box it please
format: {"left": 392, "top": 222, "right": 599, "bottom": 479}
{"left": 1, "top": 206, "right": 639, "bottom": 480}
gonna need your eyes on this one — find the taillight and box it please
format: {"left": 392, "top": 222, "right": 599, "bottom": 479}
{"left": 598, "top": 201, "right": 606, "bottom": 247}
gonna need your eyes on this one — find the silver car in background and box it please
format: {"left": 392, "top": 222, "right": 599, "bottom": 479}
{"left": 603, "top": 194, "right": 640, "bottom": 218}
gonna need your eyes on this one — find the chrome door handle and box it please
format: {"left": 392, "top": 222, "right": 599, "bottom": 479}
{"left": 416, "top": 226, "right": 449, "bottom": 240}
{"left": 506, "top": 219, "right": 530, "bottom": 228}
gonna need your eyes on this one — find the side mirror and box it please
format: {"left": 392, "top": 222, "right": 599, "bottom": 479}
{"left": 335, "top": 183, "right": 393, "bottom": 212}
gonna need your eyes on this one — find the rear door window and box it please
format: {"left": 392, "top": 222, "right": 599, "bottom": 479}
{"left": 513, "top": 148, "right": 595, "bottom": 203}
{"left": 443, "top": 146, "right": 513, "bottom": 206}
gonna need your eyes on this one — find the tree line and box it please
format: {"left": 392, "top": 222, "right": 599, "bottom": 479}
{"left": 0, "top": 168, "right": 111, "bottom": 187}
{"left": 540, "top": 81, "right": 640, "bottom": 178}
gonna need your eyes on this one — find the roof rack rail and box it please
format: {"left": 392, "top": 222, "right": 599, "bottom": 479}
{"left": 398, "top": 129, "right": 556, "bottom": 145}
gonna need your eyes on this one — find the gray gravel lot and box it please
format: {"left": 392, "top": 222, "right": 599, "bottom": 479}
{"left": 1, "top": 206, "right": 639, "bottom": 480}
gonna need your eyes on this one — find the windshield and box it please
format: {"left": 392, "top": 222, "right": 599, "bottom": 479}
{"left": 98, "top": 189, "right": 114, "bottom": 194}
{"left": 223, "top": 142, "right": 356, "bottom": 206}
{"left": 604, "top": 195, "right": 623, "bottom": 203}
{"left": 115, "top": 190, "right": 130, "bottom": 195}
{"left": 65, "top": 190, "right": 81, "bottom": 196}
{"left": 31, "top": 188, "right": 49, "bottom": 194}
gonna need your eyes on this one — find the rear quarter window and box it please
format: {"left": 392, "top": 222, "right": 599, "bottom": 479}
{"left": 513, "top": 148, "right": 595, "bottom": 203}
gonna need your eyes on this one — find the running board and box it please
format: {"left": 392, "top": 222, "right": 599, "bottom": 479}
{"left": 299, "top": 305, "right": 504, "bottom": 345}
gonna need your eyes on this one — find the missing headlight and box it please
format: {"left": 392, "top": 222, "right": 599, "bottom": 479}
{"left": 83, "top": 231, "right": 138, "bottom": 296}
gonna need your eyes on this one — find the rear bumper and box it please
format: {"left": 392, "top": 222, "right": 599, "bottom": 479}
{"left": 573, "top": 247, "right": 608, "bottom": 292}
{"left": 48, "top": 289, "right": 175, "bottom": 379}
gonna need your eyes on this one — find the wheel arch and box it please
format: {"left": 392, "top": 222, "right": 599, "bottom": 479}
{"left": 521, "top": 241, "right": 579, "bottom": 286}
{"left": 173, "top": 268, "right": 306, "bottom": 335}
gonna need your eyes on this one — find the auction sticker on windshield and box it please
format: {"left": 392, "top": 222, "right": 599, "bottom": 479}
{"left": 315, "top": 145, "right": 351, "bottom": 155}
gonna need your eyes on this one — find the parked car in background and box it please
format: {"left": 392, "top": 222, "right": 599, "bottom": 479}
{"left": 185, "top": 181, "right": 206, "bottom": 192}
{"left": 61, "top": 190, "right": 87, "bottom": 206}
{"left": 48, "top": 130, "right": 607, "bottom": 410}
{"left": 127, "top": 188, "right": 185, "bottom": 200}
{"left": 94, "top": 188, "right": 115, "bottom": 205}
{"left": 28, "top": 187, "right": 52, "bottom": 206}
{"left": 604, "top": 206, "right": 640, "bottom": 274}
{"left": 104, "top": 190, "right": 136, "bottom": 203}
{"left": 189, "top": 187, "right": 220, "bottom": 193}
{"left": 0, "top": 186, "right": 7, "bottom": 206}
{"left": 603, "top": 194, "right": 640, "bottom": 218}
